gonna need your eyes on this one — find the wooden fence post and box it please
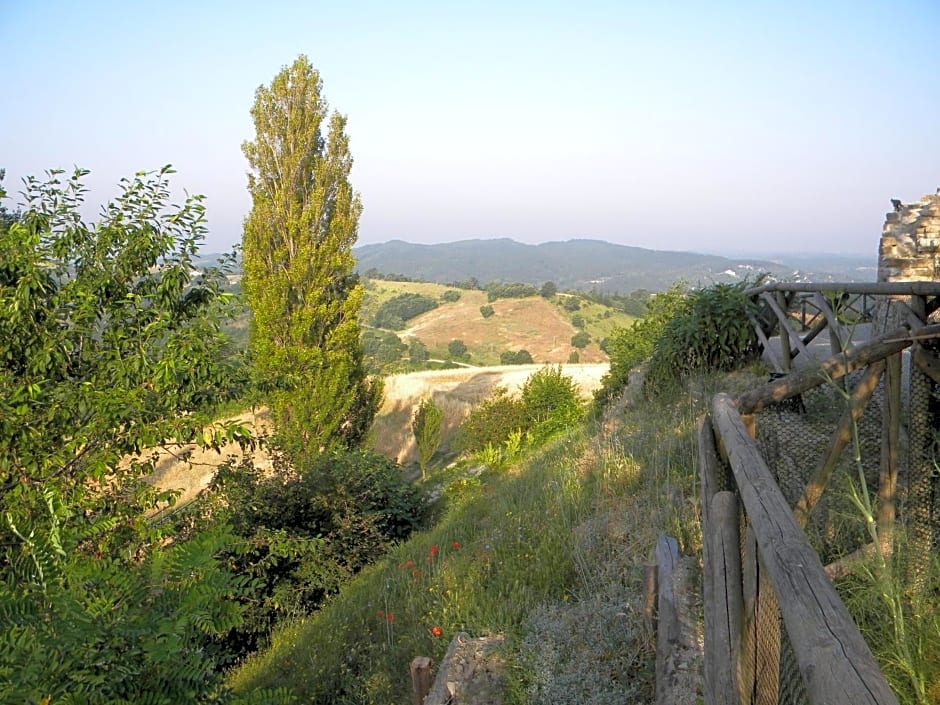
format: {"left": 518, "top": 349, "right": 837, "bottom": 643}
{"left": 410, "top": 657, "right": 433, "bottom": 705}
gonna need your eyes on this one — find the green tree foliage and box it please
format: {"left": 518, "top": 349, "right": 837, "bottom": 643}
{"left": 485, "top": 281, "right": 539, "bottom": 302}
{"left": 242, "top": 55, "right": 379, "bottom": 455}
{"left": 500, "top": 349, "right": 533, "bottom": 365}
{"left": 562, "top": 296, "right": 581, "bottom": 311}
{"left": 409, "top": 338, "right": 429, "bottom": 363}
{"left": 570, "top": 331, "right": 591, "bottom": 349}
{"left": 199, "top": 451, "right": 427, "bottom": 659}
{"left": 646, "top": 280, "right": 760, "bottom": 389}
{"left": 440, "top": 289, "right": 461, "bottom": 303}
{"left": 412, "top": 397, "right": 445, "bottom": 478}
{"left": 448, "top": 339, "right": 468, "bottom": 359}
{"left": 0, "top": 168, "right": 279, "bottom": 703}
{"left": 361, "top": 329, "right": 407, "bottom": 370}
{"left": 480, "top": 304, "right": 495, "bottom": 319}
{"left": 540, "top": 281, "right": 557, "bottom": 298}
{"left": 455, "top": 388, "right": 527, "bottom": 454}
{"left": 372, "top": 292, "right": 438, "bottom": 329}
{"left": 571, "top": 313, "right": 586, "bottom": 329}
{"left": 594, "top": 284, "right": 687, "bottom": 407}
{"left": 520, "top": 365, "right": 584, "bottom": 440}
{"left": 568, "top": 350, "right": 580, "bottom": 364}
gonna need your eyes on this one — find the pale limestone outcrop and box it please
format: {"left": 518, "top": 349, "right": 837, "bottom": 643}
{"left": 878, "top": 190, "right": 940, "bottom": 282}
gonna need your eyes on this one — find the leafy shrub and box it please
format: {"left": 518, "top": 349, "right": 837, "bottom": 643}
{"left": 409, "top": 338, "right": 429, "bottom": 363}
{"left": 500, "top": 349, "right": 534, "bottom": 365}
{"left": 448, "top": 339, "right": 469, "bottom": 359}
{"left": 570, "top": 314, "right": 586, "bottom": 329}
{"left": 646, "top": 281, "right": 760, "bottom": 390}
{"left": 480, "top": 304, "right": 495, "bottom": 318}
{"left": 521, "top": 365, "right": 584, "bottom": 439}
{"left": 570, "top": 331, "right": 591, "bottom": 349}
{"left": 485, "top": 282, "right": 539, "bottom": 302}
{"left": 372, "top": 293, "right": 438, "bottom": 329}
{"left": 412, "top": 397, "right": 445, "bottom": 477}
{"left": 540, "top": 281, "right": 558, "bottom": 298}
{"left": 562, "top": 296, "right": 581, "bottom": 311}
{"left": 440, "top": 289, "right": 461, "bottom": 303}
{"left": 200, "top": 450, "right": 428, "bottom": 660}
{"left": 362, "top": 329, "right": 407, "bottom": 367}
{"left": 593, "top": 284, "right": 687, "bottom": 407}
{"left": 455, "top": 387, "right": 527, "bottom": 454}
{"left": 568, "top": 350, "right": 580, "bottom": 364}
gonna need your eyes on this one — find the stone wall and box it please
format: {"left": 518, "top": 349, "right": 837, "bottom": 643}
{"left": 878, "top": 190, "right": 940, "bottom": 282}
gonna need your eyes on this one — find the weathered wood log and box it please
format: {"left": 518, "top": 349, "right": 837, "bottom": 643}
{"left": 793, "top": 360, "right": 884, "bottom": 528}
{"left": 762, "top": 291, "right": 813, "bottom": 363}
{"left": 745, "top": 281, "right": 940, "bottom": 296}
{"left": 735, "top": 324, "right": 940, "bottom": 415}
{"left": 747, "top": 311, "right": 783, "bottom": 372}
{"left": 712, "top": 393, "right": 899, "bottom": 705}
{"left": 709, "top": 491, "right": 742, "bottom": 705}
{"left": 424, "top": 633, "right": 466, "bottom": 705}
{"left": 811, "top": 291, "right": 845, "bottom": 355}
{"left": 411, "top": 656, "right": 433, "bottom": 705}
{"left": 655, "top": 535, "right": 680, "bottom": 705}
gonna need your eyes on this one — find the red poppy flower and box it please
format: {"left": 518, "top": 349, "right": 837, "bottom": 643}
{"left": 431, "top": 626, "right": 443, "bottom": 637}
{"left": 405, "top": 560, "right": 415, "bottom": 568}
{"left": 429, "top": 545, "right": 439, "bottom": 557}
{"left": 452, "top": 541, "right": 460, "bottom": 549}
{"left": 386, "top": 612, "right": 395, "bottom": 622}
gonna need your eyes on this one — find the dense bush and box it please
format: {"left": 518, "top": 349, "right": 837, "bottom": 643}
{"left": 571, "top": 331, "right": 591, "bottom": 349}
{"left": 199, "top": 450, "right": 428, "bottom": 660}
{"left": 593, "top": 285, "right": 687, "bottom": 407}
{"left": 440, "top": 289, "right": 461, "bottom": 302}
{"left": 456, "top": 367, "right": 584, "bottom": 454}
{"left": 562, "top": 296, "right": 581, "bottom": 311}
{"left": 362, "top": 329, "right": 407, "bottom": 368}
{"left": 448, "top": 339, "right": 469, "bottom": 359}
{"left": 372, "top": 293, "right": 438, "bottom": 329}
{"left": 645, "top": 281, "right": 760, "bottom": 390}
{"left": 521, "top": 365, "right": 584, "bottom": 439}
{"left": 540, "top": 281, "right": 558, "bottom": 298}
{"left": 409, "top": 338, "right": 429, "bottom": 363}
{"left": 500, "top": 349, "right": 534, "bottom": 365}
{"left": 455, "top": 387, "right": 528, "bottom": 454}
{"left": 485, "top": 281, "right": 539, "bottom": 302}
{"left": 480, "top": 304, "right": 495, "bottom": 318}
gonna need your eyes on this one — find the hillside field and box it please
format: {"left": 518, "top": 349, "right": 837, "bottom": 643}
{"left": 362, "top": 279, "right": 636, "bottom": 365}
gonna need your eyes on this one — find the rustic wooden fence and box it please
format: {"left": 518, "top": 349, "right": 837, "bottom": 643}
{"left": 698, "top": 282, "right": 940, "bottom": 705}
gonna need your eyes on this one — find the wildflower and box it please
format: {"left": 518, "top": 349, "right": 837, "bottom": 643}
{"left": 429, "top": 545, "right": 439, "bottom": 557}
{"left": 386, "top": 612, "right": 395, "bottom": 622}
{"left": 405, "top": 560, "right": 415, "bottom": 568}
{"left": 452, "top": 541, "right": 460, "bottom": 549}
{"left": 431, "top": 626, "right": 443, "bottom": 637}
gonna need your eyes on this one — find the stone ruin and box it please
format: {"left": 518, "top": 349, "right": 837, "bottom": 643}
{"left": 878, "top": 189, "right": 940, "bottom": 283}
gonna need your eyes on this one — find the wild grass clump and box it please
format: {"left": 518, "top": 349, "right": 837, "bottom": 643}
{"left": 229, "top": 375, "right": 711, "bottom": 704}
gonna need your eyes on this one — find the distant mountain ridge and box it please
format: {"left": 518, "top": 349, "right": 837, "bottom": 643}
{"left": 353, "top": 238, "right": 876, "bottom": 293}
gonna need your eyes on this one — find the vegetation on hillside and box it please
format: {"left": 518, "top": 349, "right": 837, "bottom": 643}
{"left": 0, "top": 168, "right": 285, "bottom": 704}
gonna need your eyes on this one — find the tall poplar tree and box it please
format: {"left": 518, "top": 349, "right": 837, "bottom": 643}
{"left": 242, "top": 55, "right": 380, "bottom": 455}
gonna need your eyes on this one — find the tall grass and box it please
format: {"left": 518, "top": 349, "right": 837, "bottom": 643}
{"left": 228, "top": 375, "right": 717, "bottom": 704}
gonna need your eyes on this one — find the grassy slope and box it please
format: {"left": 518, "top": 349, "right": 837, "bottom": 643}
{"left": 362, "top": 280, "right": 636, "bottom": 366}
{"left": 228, "top": 371, "right": 767, "bottom": 703}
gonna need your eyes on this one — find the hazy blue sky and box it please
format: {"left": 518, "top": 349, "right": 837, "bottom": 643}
{"left": 2, "top": 1, "right": 938, "bottom": 255}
